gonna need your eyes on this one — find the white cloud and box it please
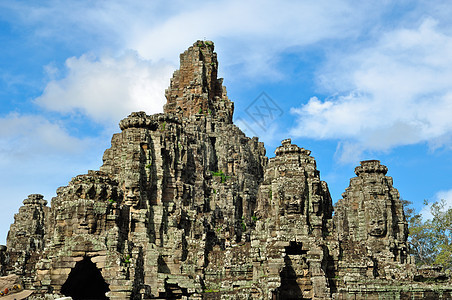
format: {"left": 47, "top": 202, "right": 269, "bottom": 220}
{"left": 436, "top": 190, "right": 452, "bottom": 207}
{"left": 0, "top": 113, "right": 93, "bottom": 160}
{"left": 35, "top": 51, "right": 175, "bottom": 125}
{"left": 0, "top": 1, "right": 167, "bottom": 51}
{"left": 0, "top": 113, "right": 105, "bottom": 178}
{"left": 0, "top": 113, "right": 109, "bottom": 244}
{"left": 26, "top": 0, "right": 379, "bottom": 126}
{"left": 290, "top": 19, "right": 452, "bottom": 163}
{"left": 420, "top": 189, "right": 452, "bottom": 220}
{"left": 129, "top": 0, "right": 374, "bottom": 80}
{"left": 1, "top": 0, "right": 379, "bottom": 81}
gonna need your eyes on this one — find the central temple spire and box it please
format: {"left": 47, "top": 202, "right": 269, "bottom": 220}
{"left": 164, "top": 40, "right": 234, "bottom": 122}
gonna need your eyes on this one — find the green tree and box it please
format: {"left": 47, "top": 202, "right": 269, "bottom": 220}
{"left": 426, "top": 199, "right": 452, "bottom": 270}
{"left": 404, "top": 199, "right": 452, "bottom": 272}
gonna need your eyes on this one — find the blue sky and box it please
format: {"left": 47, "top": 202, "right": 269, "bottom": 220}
{"left": 1, "top": 0, "right": 452, "bottom": 243}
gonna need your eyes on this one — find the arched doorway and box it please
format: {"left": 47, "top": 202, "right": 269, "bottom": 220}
{"left": 61, "top": 256, "right": 109, "bottom": 300}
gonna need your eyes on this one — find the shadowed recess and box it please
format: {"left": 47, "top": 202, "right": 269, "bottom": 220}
{"left": 61, "top": 256, "right": 109, "bottom": 300}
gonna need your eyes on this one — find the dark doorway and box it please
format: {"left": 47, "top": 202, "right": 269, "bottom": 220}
{"left": 61, "top": 256, "right": 110, "bottom": 300}
{"left": 279, "top": 255, "right": 303, "bottom": 299}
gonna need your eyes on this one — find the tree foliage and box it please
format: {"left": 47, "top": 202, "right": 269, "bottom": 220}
{"left": 404, "top": 199, "right": 452, "bottom": 272}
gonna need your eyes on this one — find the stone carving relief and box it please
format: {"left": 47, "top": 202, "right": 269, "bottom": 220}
{"left": 0, "top": 42, "right": 450, "bottom": 300}
{"left": 366, "top": 200, "right": 387, "bottom": 238}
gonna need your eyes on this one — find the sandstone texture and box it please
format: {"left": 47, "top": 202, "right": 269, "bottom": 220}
{"left": 1, "top": 41, "right": 451, "bottom": 299}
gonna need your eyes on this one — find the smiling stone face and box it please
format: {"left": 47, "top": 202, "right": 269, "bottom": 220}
{"left": 366, "top": 201, "right": 387, "bottom": 238}
{"left": 55, "top": 200, "right": 100, "bottom": 237}
{"left": 123, "top": 179, "right": 141, "bottom": 208}
{"left": 75, "top": 204, "right": 98, "bottom": 234}
{"left": 368, "top": 217, "right": 387, "bottom": 237}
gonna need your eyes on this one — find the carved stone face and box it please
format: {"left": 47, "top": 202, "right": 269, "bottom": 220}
{"left": 77, "top": 205, "right": 97, "bottom": 234}
{"left": 285, "top": 195, "right": 304, "bottom": 214}
{"left": 124, "top": 180, "right": 141, "bottom": 208}
{"left": 56, "top": 201, "right": 99, "bottom": 237}
{"left": 366, "top": 202, "right": 387, "bottom": 237}
{"left": 368, "top": 217, "right": 386, "bottom": 237}
{"left": 281, "top": 180, "right": 305, "bottom": 214}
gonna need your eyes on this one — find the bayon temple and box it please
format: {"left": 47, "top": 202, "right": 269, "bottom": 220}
{"left": 1, "top": 41, "right": 451, "bottom": 299}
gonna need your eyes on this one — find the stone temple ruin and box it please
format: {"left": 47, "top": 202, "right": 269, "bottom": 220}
{"left": 1, "top": 41, "right": 451, "bottom": 299}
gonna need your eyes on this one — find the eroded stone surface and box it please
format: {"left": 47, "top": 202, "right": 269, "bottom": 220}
{"left": 6, "top": 194, "right": 49, "bottom": 287}
{"left": 250, "top": 138, "right": 334, "bottom": 299}
{"left": 1, "top": 41, "right": 451, "bottom": 299}
{"left": 333, "top": 160, "right": 411, "bottom": 283}
{"left": 164, "top": 40, "right": 234, "bottom": 123}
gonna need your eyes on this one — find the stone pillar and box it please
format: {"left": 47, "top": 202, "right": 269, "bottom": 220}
{"left": 6, "top": 194, "right": 49, "bottom": 286}
{"left": 333, "top": 160, "right": 412, "bottom": 286}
